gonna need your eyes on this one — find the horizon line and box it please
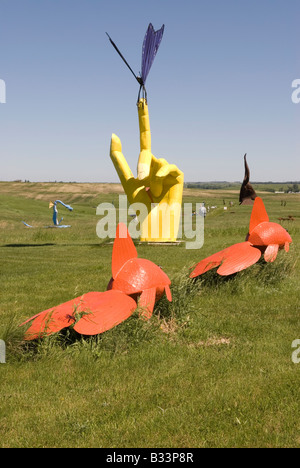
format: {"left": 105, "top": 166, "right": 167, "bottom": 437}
{"left": 1, "top": 180, "right": 300, "bottom": 185}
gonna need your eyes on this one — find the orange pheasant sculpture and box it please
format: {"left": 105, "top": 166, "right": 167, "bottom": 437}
{"left": 190, "top": 197, "right": 292, "bottom": 278}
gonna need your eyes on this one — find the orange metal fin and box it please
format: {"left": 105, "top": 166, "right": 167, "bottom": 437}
{"left": 217, "top": 242, "right": 262, "bottom": 276}
{"left": 73, "top": 291, "right": 137, "bottom": 335}
{"left": 138, "top": 287, "right": 156, "bottom": 320}
{"left": 112, "top": 223, "right": 138, "bottom": 278}
{"left": 264, "top": 244, "right": 279, "bottom": 263}
{"left": 165, "top": 284, "right": 172, "bottom": 302}
{"left": 190, "top": 247, "right": 230, "bottom": 278}
{"left": 22, "top": 295, "right": 87, "bottom": 340}
{"left": 19, "top": 310, "right": 47, "bottom": 327}
{"left": 249, "top": 197, "right": 269, "bottom": 233}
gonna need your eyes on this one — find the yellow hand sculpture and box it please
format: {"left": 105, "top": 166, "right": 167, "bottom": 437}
{"left": 110, "top": 98, "right": 184, "bottom": 242}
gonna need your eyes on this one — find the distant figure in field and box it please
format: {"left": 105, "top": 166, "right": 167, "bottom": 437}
{"left": 239, "top": 154, "right": 257, "bottom": 205}
{"left": 199, "top": 202, "right": 207, "bottom": 218}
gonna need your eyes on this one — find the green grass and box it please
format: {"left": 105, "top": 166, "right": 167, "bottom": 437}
{"left": 0, "top": 181, "right": 300, "bottom": 448}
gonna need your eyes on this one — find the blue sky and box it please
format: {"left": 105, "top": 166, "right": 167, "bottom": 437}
{"left": 0, "top": 0, "right": 299, "bottom": 183}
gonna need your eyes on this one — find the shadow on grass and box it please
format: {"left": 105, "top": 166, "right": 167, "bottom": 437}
{"left": 1, "top": 242, "right": 110, "bottom": 248}
{"left": 3, "top": 243, "right": 56, "bottom": 248}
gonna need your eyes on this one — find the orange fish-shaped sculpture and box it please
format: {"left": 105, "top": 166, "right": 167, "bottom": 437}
{"left": 107, "top": 223, "right": 172, "bottom": 319}
{"left": 190, "top": 197, "right": 292, "bottom": 278}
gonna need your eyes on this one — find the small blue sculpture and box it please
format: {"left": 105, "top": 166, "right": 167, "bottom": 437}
{"left": 23, "top": 200, "right": 73, "bottom": 228}
{"left": 49, "top": 200, "right": 73, "bottom": 227}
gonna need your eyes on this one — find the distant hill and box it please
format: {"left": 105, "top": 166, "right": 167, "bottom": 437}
{"left": 185, "top": 182, "right": 300, "bottom": 193}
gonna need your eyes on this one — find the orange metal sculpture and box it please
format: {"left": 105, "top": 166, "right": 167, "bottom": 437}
{"left": 107, "top": 223, "right": 172, "bottom": 319}
{"left": 19, "top": 223, "right": 172, "bottom": 340}
{"left": 190, "top": 197, "right": 292, "bottom": 278}
{"left": 20, "top": 291, "right": 137, "bottom": 340}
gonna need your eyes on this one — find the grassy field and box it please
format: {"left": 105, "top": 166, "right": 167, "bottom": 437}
{"left": 0, "top": 181, "right": 300, "bottom": 448}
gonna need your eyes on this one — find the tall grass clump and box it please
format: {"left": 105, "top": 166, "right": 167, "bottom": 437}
{"left": 10, "top": 307, "right": 163, "bottom": 361}
{"left": 0, "top": 313, "right": 34, "bottom": 362}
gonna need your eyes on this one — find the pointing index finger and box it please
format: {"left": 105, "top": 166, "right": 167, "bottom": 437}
{"left": 137, "top": 98, "right": 151, "bottom": 151}
{"left": 137, "top": 99, "right": 152, "bottom": 180}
